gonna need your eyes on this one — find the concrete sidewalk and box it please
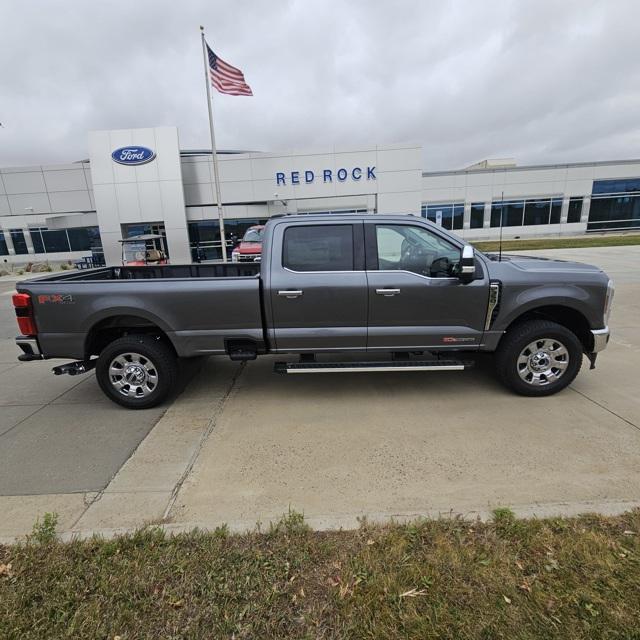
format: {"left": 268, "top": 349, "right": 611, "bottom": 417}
{"left": 1, "top": 247, "right": 639, "bottom": 542}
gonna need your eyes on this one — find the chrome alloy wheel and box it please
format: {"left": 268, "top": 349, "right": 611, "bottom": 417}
{"left": 108, "top": 352, "right": 158, "bottom": 398}
{"left": 516, "top": 338, "right": 570, "bottom": 386}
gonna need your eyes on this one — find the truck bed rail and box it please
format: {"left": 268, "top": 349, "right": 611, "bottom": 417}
{"left": 22, "top": 263, "right": 261, "bottom": 282}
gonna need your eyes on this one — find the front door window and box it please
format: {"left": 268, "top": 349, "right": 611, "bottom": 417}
{"left": 375, "top": 224, "right": 459, "bottom": 277}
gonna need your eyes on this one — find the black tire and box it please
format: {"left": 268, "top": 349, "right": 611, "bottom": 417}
{"left": 96, "top": 335, "right": 178, "bottom": 409}
{"left": 495, "top": 319, "right": 583, "bottom": 397}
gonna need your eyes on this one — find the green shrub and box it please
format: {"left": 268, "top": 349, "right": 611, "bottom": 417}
{"left": 492, "top": 506, "right": 516, "bottom": 523}
{"left": 30, "top": 512, "right": 59, "bottom": 544}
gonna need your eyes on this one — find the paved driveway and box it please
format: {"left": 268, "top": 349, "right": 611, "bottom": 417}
{"left": 0, "top": 279, "right": 177, "bottom": 496}
{"left": 1, "top": 247, "right": 639, "bottom": 539}
{"left": 170, "top": 246, "right": 640, "bottom": 529}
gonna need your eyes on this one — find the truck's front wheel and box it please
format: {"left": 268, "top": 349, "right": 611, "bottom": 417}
{"left": 495, "top": 319, "right": 583, "bottom": 396}
{"left": 96, "top": 335, "right": 177, "bottom": 409}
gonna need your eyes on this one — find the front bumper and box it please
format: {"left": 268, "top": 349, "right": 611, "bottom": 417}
{"left": 590, "top": 327, "right": 610, "bottom": 353}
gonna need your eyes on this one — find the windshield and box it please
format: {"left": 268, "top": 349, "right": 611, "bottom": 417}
{"left": 122, "top": 241, "right": 147, "bottom": 263}
{"left": 242, "top": 228, "right": 264, "bottom": 243}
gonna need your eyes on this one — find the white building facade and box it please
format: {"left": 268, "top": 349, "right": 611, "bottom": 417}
{"left": 1, "top": 125, "right": 639, "bottom": 266}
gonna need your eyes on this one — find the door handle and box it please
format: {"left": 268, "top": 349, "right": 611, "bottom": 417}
{"left": 376, "top": 288, "right": 401, "bottom": 297}
{"left": 278, "top": 289, "right": 303, "bottom": 299}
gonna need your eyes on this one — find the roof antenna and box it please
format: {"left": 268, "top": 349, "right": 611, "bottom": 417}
{"left": 498, "top": 190, "right": 504, "bottom": 262}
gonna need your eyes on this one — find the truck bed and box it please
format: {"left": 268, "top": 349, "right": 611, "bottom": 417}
{"left": 27, "top": 262, "right": 261, "bottom": 282}
{"left": 17, "top": 262, "right": 265, "bottom": 360}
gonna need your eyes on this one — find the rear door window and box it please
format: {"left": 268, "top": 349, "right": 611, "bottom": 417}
{"left": 283, "top": 225, "right": 354, "bottom": 271}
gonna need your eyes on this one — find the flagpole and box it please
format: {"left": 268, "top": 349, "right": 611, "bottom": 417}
{"left": 200, "top": 25, "right": 228, "bottom": 262}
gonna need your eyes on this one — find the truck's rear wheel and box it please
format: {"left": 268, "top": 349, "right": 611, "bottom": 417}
{"left": 96, "top": 335, "right": 177, "bottom": 409}
{"left": 495, "top": 319, "right": 582, "bottom": 396}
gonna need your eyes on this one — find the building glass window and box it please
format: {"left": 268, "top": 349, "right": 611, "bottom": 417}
{"left": 592, "top": 178, "right": 640, "bottom": 195}
{"left": 122, "top": 223, "right": 169, "bottom": 258}
{"left": 470, "top": 203, "right": 485, "bottom": 229}
{"left": 588, "top": 178, "right": 640, "bottom": 230}
{"left": 188, "top": 218, "right": 268, "bottom": 261}
{"left": 122, "top": 223, "right": 166, "bottom": 239}
{"left": 490, "top": 201, "right": 524, "bottom": 227}
{"left": 283, "top": 224, "right": 354, "bottom": 272}
{"left": 0, "top": 231, "right": 9, "bottom": 256}
{"left": 550, "top": 198, "right": 562, "bottom": 224}
{"left": 523, "top": 200, "right": 550, "bottom": 226}
{"left": 188, "top": 220, "right": 220, "bottom": 261}
{"left": 30, "top": 226, "right": 102, "bottom": 254}
{"left": 567, "top": 197, "right": 583, "bottom": 223}
{"left": 68, "top": 226, "right": 102, "bottom": 251}
{"left": 224, "top": 218, "right": 268, "bottom": 245}
{"left": 492, "top": 197, "right": 563, "bottom": 227}
{"left": 504, "top": 201, "right": 524, "bottom": 226}
{"left": 587, "top": 194, "right": 640, "bottom": 231}
{"left": 490, "top": 203, "right": 503, "bottom": 227}
{"left": 421, "top": 203, "right": 464, "bottom": 231}
{"left": 451, "top": 204, "right": 464, "bottom": 230}
{"left": 10, "top": 229, "right": 28, "bottom": 255}
{"left": 42, "top": 230, "right": 71, "bottom": 253}
{"left": 30, "top": 227, "right": 46, "bottom": 253}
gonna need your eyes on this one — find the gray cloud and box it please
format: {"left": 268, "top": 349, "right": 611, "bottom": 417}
{"left": 1, "top": 0, "right": 638, "bottom": 170}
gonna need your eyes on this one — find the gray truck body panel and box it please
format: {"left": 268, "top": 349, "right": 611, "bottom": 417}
{"left": 15, "top": 214, "right": 611, "bottom": 361}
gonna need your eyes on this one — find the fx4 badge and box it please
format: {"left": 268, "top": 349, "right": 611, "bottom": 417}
{"left": 37, "top": 294, "right": 74, "bottom": 305}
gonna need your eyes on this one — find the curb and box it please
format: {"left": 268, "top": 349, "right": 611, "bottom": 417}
{"left": 2, "top": 498, "right": 639, "bottom": 545}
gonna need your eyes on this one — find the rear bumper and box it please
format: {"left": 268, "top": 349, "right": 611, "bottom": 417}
{"left": 590, "top": 327, "right": 610, "bottom": 353}
{"left": 15, "top": 336, "right": 44, "bottom": 361}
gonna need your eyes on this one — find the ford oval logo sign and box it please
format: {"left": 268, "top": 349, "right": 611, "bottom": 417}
{"left": 111, "top": 146, "right": 156, "bottom": 165}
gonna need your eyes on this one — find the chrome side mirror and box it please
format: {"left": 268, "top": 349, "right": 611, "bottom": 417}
{"left": 459, "top": 245, "right": 475, "bottom": 278}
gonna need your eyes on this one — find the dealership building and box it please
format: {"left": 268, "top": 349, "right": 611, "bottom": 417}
{"left": 1, "top": 125, "right": 639, "bottom": 266}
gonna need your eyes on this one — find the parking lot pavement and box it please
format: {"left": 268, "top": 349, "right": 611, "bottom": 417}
{"left": 1, "top": 246, "right": 639, "bottom": 539}
{"left": 509, "top": 244, "right": 640, "bottom": 284}
{"left": 170, "top": 246, "right": 640, "bottom": 531}
{"left": 0, "top": 362, "right": 166, "bottom": 496}
{"left": 0, "top": 289, "right": 166, "bottom": 499}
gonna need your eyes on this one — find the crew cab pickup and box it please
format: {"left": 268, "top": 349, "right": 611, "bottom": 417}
{"left": 12, "top": 214, "right": 613, "bottom": 409}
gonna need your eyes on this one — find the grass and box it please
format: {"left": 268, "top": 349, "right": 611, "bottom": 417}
{"left": 1, "top": 510, "right": 639, "bottom": 639}
{"left": 472, "top": 233, "right": 640, "bottom": 252}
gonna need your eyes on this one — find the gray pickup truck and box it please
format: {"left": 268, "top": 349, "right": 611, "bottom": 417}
{"left": 12, "top": 214, "right": 613, "bottom": 409}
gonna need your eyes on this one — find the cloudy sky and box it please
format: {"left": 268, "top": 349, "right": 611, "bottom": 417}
{"left": 2, "top": 0, "right": 639, "bottom": 170}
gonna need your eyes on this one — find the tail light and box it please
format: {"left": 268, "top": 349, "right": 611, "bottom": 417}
{"left": 12, "top": 293, "right": 37, "bottom": 336}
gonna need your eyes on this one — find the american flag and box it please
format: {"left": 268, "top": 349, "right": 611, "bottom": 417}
{"left": 206, "top": 43, "right": 253, "bottom": 96}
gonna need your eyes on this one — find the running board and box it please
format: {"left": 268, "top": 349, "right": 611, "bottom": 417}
{"left": 274, "top": 360, "right": 472, "bottom": 374}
